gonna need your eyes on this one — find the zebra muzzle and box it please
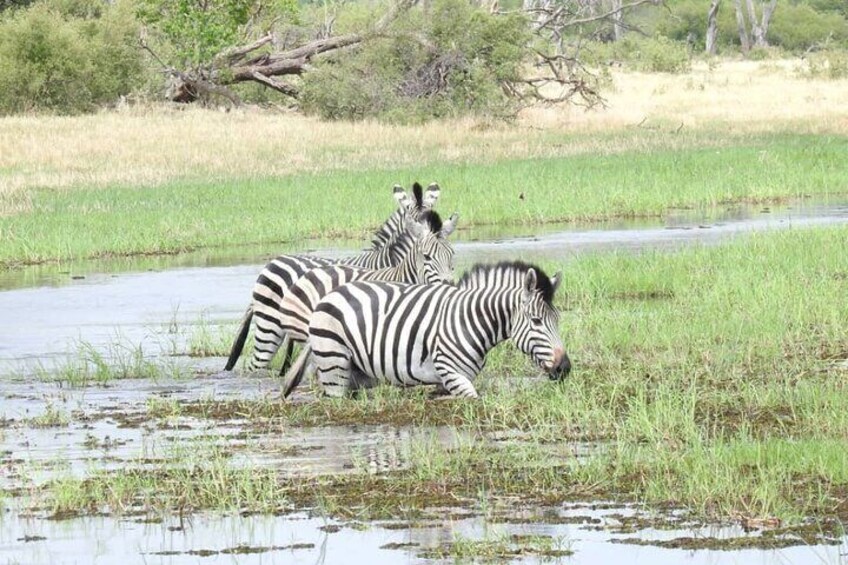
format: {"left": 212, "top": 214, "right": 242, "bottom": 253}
{"left": 549, "top": 349, "right": 571, "bottom": 381}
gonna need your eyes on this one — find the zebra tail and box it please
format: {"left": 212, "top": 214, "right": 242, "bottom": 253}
{"left": 282, "top": 344, "right": 311, "bottom": 399}
{"left": 224, "top": 306, "right": 253, "bottom": 371}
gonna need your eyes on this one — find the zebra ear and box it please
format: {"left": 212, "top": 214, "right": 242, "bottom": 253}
{"left": 550, "top": 271, "right": 562, "bottom": 295}
{"left": 424, "top": 182, "right": 441, "bottom": 209}
{"left": 523, "top": 268, "right": 538, "bottom": 301}
{"left": 393, "top": 184, "right": 412, "bottom": 210}
{"left": 441, "top": 212, "right": 458, "bottom": 238}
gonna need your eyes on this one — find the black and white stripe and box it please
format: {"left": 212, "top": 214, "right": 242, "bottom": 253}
{"left": 302, "top": 261, "right": 572, "bottom": 399}
{"left": 279, "top": 212, "right": 457, "bottom": 397}
{"left": 224, "top": 183, "right": 441, "bottom": 373}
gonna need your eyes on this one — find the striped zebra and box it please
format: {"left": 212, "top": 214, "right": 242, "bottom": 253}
{"left": 285, "top": 261, "right": 571, "bottom": 399}
{"left": 279, "top": 210, "right": 458, "bottom": 397}
{"left": 224, "top": 182, "right": 442, "bottom": 374}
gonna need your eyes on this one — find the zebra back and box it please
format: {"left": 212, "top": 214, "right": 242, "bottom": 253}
{"left": 306, "top": 261, "right": 569, "bottom": 398}
{"left": 278, "top": 212, "right": 457, "bottom": 344}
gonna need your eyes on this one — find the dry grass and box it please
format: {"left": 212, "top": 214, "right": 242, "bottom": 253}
{"left": 525, "top": 59, "right": 848, "bottom": 131}
{"left": 0, "top": 59, "right": 845, "bottom": 211}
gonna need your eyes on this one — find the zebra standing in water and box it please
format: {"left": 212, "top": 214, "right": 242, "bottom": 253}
{"left": 224, "top": 182, "right": 442, "bottom": 374}
{"left": 288, "top": 261, "right": 571, "bottom": 399}
{"left": 279, "top": 210, "right": 458, "bottom": 398}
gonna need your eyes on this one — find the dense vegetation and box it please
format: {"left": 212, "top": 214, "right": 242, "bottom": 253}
{"left": 0, "top": 0, "right": 845, "bottom": 117}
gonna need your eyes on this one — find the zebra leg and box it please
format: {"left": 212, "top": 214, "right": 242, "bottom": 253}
{"left": 246, "top": 323, "right": 287, "bottom": 374}
{"left": 435, "top": 365, "right": 479, "bottom": 398}
{"left": 314, "top": 354, "right": 354, "bottom": 398}
{"left": 281, "top": 345, "right": 311, "bottom": 399}
{"left": 278, "top": 339, "right": 296, "bottom": 377}
{"left": 433, "top": 352, "right": 480, "bottom": 398}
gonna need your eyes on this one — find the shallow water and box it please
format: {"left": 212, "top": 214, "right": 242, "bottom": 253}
{"left": 2, "top": 501, "right": 846, "bottom": 565}
{"left": 2, "top": 197, "right": 848, "bottom": 563}
{"left": 1, "top": 197, "right": 846, "bottom": 376}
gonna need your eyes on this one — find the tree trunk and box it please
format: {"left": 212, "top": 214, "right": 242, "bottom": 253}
{"left": 757, "top": 0, "right": 778, "bottom": 47}
{"left": 611, "top": 0, "right": 624, "bottom": 41}
{"left": 733, "top": 0, "right": 750, "bottom": 54}
{"left": 705, "top": 0, "right": 720, "bottom": 54}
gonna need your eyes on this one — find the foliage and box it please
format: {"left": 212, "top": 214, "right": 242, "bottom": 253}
{"left": 0, "top": 0, "right": 144, "bottom": 114}
{"left": 583, "top": 36, "right": 690, "bottom": 73}
{"left": 300, "top": 0, "right": 530, "bottom": 122}
{"left": 657, "top": 0, "right": 848, "bottom": 53}
{"left": 136, "top": 0, "right": 298, "bottom": 69}
{"left": 798, "top": 49, "right": 848, "bottom": 79}
{"left": 769, "top": 3, "right": 848, "bottom": 51}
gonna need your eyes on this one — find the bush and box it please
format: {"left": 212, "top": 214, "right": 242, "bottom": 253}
{"left": 769, "top": 3, "right": 848, "bottom": 51}
{"left": 636, "top": 36, "right": 691, "bottom": 72}
{"left": 0, "top": 0, "right": 145, "bottom": 114}
{"left": 300, "top": 0, "right": 529, "bottom": 122}
{"left": 656, "top": 0, "right": 848, "bottom": 53}
{"left": 799, "top": 49, "right": 848, "bottom": 79}
{"left": 581, "top": 36, "right": 690, "bottom": 73}
{"left": 655, "top": 0, "right": 738, "bottom": 52}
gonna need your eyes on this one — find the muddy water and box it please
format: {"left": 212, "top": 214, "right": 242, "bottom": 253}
{"left": 2, "top": 197, "right": 848, "bottom": 563}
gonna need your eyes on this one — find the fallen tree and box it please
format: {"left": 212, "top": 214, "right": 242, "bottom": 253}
{"left": 142, "top": 0, "right": 662, "bottom": 113}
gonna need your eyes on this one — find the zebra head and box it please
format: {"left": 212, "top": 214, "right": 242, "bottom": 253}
{"left": 512, "top": 267, "right": 571, "bottom": 381}
{"left": 407, "top": 210, "right": 457, "bottom": 284}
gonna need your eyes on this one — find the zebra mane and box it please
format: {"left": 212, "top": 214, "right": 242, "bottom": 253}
{"left": 457, "top": 261, "right": 556, "bottom": 305}
{"left": 383, "top": 209, "right": 445, "bottom": 263}
{"left": 418, "top": 209, "right": 443, "bottom": 234}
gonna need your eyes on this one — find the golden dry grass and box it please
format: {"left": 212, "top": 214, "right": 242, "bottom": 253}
{"left": 525, "top": 59, "right": 848, "bottom": 130}
{"left": 0, "top": 59, "right": 846, "bottom": 213}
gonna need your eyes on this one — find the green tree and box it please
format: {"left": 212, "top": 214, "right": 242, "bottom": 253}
{"left": 0, "top": 0, "right": 144, "bottom": 114}
{"left": 136, "top": 0, "right": 297, "bottom": 68}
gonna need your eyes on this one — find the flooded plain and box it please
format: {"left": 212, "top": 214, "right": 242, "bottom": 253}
{"left": 2, "top": 197, "right": 848, "bottom": 564}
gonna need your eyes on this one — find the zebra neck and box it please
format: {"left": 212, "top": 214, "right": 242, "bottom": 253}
{"left": 375, "top": 244, "right": 419, "bottom": 282}
{"left": 447, "top": 287, "right": 522, "bottom": 354}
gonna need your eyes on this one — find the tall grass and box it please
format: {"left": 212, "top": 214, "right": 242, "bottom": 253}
{"left": 1, "top": 133, "right": 845, "bottom": 266}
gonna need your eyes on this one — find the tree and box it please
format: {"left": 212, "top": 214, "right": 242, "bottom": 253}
{"left": 705, "top": 0, "right": 720, "bottom": 54}
{"left": 141, "top": 0, "right": 665, "bottom": 112}
{"left": 732, "top": 0, "right": 777, "bottom": 53}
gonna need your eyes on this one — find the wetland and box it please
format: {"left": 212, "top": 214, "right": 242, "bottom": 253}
{"left": 2, "top": 197, "right": 848, "bottom": 563}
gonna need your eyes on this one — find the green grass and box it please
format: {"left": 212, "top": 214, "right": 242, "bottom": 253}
{"left": 31, "top": 340, "right": 189, "bottom": 386}
{"left": 420, "top": 532, "right": 572, "bottom": 562}
{"left": 1, "top": 133, "right": 846, "bottom": 267}
{"left": 45, "top": 444, "right": 285, "bottom": 517}
{"left": 24, "top": 225, "right": 848, "bottom": 528}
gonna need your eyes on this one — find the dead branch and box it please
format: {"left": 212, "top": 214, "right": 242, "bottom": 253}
{"left": 164, "top": 0, "right": 418, "bottom": 102}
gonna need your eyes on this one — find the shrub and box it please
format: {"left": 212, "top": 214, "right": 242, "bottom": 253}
{"left": 300, "top": 0, "right": 530, "bottom": 122}
{"left": 637, "top": 36, "right": 691, "bottom": 72}
{"left": 0, "top": 0, "right": 144, "bottom": 114}
{"left": 769, "top": 3, "right": 848, "bottom": 51}
{"left": 581, "top": 36, "right": 690, "bottom": 73}
{"left": 799, "top": 49, "right": 848, "bottom": 79}
{"left": 655, "top": 0, "right": 738, "bottom": 52}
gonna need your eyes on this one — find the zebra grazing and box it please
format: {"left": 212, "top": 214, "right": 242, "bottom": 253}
{"left": 279, "top": 210, "right": 458, "bottom": 397}
{"left": 224, "top": 182, "right": 442, "bottom": 374}
{"left": 287, "top": 261, "right": 571, "bottom": 399}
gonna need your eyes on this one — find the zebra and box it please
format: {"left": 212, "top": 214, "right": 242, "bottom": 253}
{"left": 285, "top": 261, "right": 571, "bottom": 399}
{"left": 279, "top": 210, "right": 458, "bottom": 397}
{"left": 224, "top": 182, "right": 443, "bottom": 374}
